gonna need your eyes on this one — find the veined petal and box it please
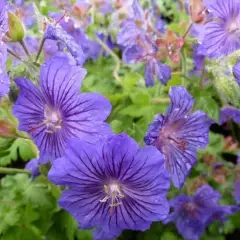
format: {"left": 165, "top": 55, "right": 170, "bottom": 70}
{"left": 166, "top": 86, "right": 194, "bottom": 121}
{"left": 233, "top": 60, "right": 240, "bottom": 85}
{"left": 155, "top": 62, "right": 171, "bottom": 85}
{"left": 166, "top": 145, "right": 197, "bottom": 189}
{"left": 145, "top": 60, "right": 155, "bottom": 87}
{"left": 178, "top": 110, "right": 212, "bottom": 149}
{"left": 203, "top": 0, "right": 238, "bottom": 20}
{"left": 12, "top": 77, "right": 45, "bottom": 133}
{"left": 40, "top": 57, "right": 87, "bottom": 106}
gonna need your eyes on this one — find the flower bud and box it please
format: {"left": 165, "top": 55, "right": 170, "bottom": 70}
{"left": 7, "top": 11, "right": 25, "bottom": 42}
{"left": 0, "top": 118, "right": 16, "bottom": 138}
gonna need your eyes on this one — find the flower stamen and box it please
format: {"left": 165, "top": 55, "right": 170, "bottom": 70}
{"left": 100, "top": 183, "right": 124, "bottom": 215}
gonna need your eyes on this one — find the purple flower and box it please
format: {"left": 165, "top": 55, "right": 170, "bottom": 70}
{"left": 189, "top": 44, "right": 205, "bottom": 77}
{"left": 0, "top": 0, "right": 8, "bottom": 39}
{"left": 8, "top": 37, "right": 39, "bottom": 63}
{"left": 123, "top": 43, "right": 171, "bottom": 86}
{"left": 219, "top": 106, "right": 240, "bottom": 125}
{"left": 25, "top": 158, "right": 40, "bottom": 178}
{"left": 234, "top": 178, "right": 240, "bottom": 204}
{"left": 10, "top": 2, "right": 36, "bottom": 28}
{"left": 0, "top": 43, "right": 10, "bottom": 99}
{"left": 116, "top": 0, "right": 147, "bottom": 47}
{"left": 117, "top": 19, "right": 145, "bottom": 47}
{"left": 48, "top": 133, "right": 170, "bottom": 240}
{"left": 13, "top": 57, "right": 112, "bottom": 163}
{"left": 44, "top": 23, "right": 86, "bottom": 66}
{"left": 164, "top": 185, "right": 237, "bottom": 240}
{"left": 233, "top": 60, "right": 240, "bottom": 85}
{"left": 144, "top": 86, "right": 212, "bottom": 188}
{"left": 201, "top": 0, "right": 240, "bottom": 58}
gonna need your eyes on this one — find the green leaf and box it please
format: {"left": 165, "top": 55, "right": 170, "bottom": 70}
{"left": 130, "top": 89, "right": 151, "bottom": 106}
{"left": 122, "top": 72, "right": 142, "bottom": 89}
{"left": 194, "top": 96, "right": 219, "bottom": 121}
{"left": 0, "top": 138, "right": 37, "bottom": 166}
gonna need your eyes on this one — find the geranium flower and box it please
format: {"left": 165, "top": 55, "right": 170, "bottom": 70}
{"left": 13, "top": 56, "right": 112, "bottom": 163}
{"left": 144, "top": 86, "right": 212, "bottom": 188}
{"left": 48, "top": 133, "right": 170, "bottom": 240}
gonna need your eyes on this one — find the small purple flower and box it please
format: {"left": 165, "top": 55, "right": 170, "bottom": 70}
{"left": 201, "top": 0, "right": 240, "bottom": 58}
{"left": 219, "top": 106, "right": 240, "bottom": 125}
{"left": 189, "top": 44, "right": 205, "bottom": 77}
{"left": 25, "top": 158, "right": 40, "bottom": 178}
{"left": 13, "top": 56, "right": 112, "bottom": 163}
{"left": 144, "top": 86, "right": 212, "bottom": 188}
{"left": 234, "top": 178, "right": 240, "bottom": 204}
{"left": 233, "top": 59, "right": 240, "bottom": 85}
{"left": 116, "top": 0, "right": 147, "bottom": 48}
{"left": 10, "top": 2, "right": 36, "bottom": 28}
{"left": 0, "top": 0, "right": 8, "bottom": 39}
{"left": 8, "top": 37, "right": 39, "bottom": 63}
{"left": 123, "top": 42, "right": 171, "bottom": 86}
{"left": 164, "top": 185, "right": 237, "bottom": 240}
{"left": 44, "top": 23, "right": 86, "bottom": 66}
{"left": 0, "top": 43, "right": 10, "bottom": 99}
{"left": 48, "top": 133, "right": 170, "bottom": 240}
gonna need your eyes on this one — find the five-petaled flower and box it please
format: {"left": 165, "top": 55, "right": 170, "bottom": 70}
{"left": 13, "top": 56, "right": 112, "bottom": 163}
{"left": 164, "top": 185, "right": 238, "bottom": 240}
{"left": 144, "top": 86, "right": 212, "bottom": 188}
{"left": 201, "top": 0, "right": 240, "bottom": 58}
{"left": 48, "top": 133, "right": 170, "bottom": 240}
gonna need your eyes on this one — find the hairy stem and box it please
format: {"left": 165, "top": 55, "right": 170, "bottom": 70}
{"left": 19, "top": 40, "right": 32, "bottom": 60}
{"left": 7, "top": 49, "right": 24, "bottom": 62}
{"left": 0, "top": 167, "right": 30, "bottom": 175}
{"left": 151, "top": 98, "right": 170, "bottom": 103}
{"left": 35, "top": 38, "right": 46, "bottom": 63}
{"left": 95, "top": 36, "right": 122, "bottom": 83}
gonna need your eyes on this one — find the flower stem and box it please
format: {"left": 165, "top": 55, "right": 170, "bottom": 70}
{"left": 19, "top": 39, "right": 32, "bottom": 60}
{"left": 180, "top": 49, "right": 187, "bottom": 86}
{"left": 35, "top": 38, "right": 46, "bottom": 63}
{"left": 151, "top": 98, "right": 170, "bottom": 103}
{"left": 95, "top": 36, "right": 122, "bottom": 84}
{"left": 0, "top": 167, "right": 30, "bottom": 175}
{"left": 7, "top": 49, "right": 24, "bottom": 62}
{"left": 183, "top": 22, "right": 193, "bottom": 39}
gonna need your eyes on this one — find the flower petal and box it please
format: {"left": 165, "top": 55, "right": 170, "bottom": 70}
{"left": 166, "top": 86, "right": 194, "bottom": 121}
{"left": 40, "top": 56, "right": 87, "bottom": 106}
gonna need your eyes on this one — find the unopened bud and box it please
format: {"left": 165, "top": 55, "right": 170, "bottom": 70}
{"left": 0, "top": 118, "right": 16, "bottom": 138}
{"left": 189, "top": 0, "right": 206, "bottom": 24}
{"left": 7, "top": 11, "right": 25, "bottom": 42}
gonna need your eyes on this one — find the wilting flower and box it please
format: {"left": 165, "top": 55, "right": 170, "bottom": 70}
{"left": 201, "top": 0, "right": 240, "bottom": 58}
{"left": 48, "top": 133, "right": 170, "bottom": 240}
{"left": 13, "top": 57, "right": 112, "bottom": 163}
{"left": 164, "top": 185, "right": 238, "bottom": 240}
{"left": 25, "top": 158, "right": 40, "bottom": 179}
{"left": 219, "top": 106, "right": 240, "bottom": 125}
{"left": 144, "top": 86, "right": 212, "bottom": 188}
{"left": 44, "top": 23, "right": 86, "bottom": 66}
{"left": 0, "top": 43, "right": 10, "bottom": 99}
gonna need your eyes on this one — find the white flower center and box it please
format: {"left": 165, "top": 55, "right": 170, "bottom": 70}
{"left": 228, "top": 19, "right": 240, "bottom": 34}
{"left": 100, "top": 182, "right": 124, "bottom": 215}
{"left": 44, "top": 105, "right": 62, "bottom": 133}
